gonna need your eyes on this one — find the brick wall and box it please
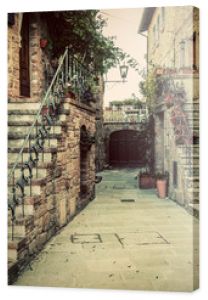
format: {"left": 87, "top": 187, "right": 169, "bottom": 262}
{"left": 8, "top": 14, "right": 21, "bottom": 98}
{"left": 8, "top": 13, "right": 54, "bottom": 101}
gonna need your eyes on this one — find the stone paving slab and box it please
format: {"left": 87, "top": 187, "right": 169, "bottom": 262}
{"left": 15, "top": 168, "right": 199, "bottom": 292}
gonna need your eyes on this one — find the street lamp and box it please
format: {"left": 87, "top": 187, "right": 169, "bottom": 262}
{"left": 104, "top": 62, "right": 129, "bottom": 83}
{"left": 119, "top": 63, "right": 129, "bottom": 82}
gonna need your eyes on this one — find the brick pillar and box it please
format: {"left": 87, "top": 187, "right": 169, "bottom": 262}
{"left": 29, "top": 14, "right": 43, "bottom": 100}
{"left": 8, "top": 14, "right": 21, "bottom": 98}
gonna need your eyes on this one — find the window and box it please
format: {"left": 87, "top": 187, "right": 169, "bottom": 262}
{"left": 179, "top": 40, "right": 186, "bottom": 68}
{"left": 173, "top": 161, "right": 178, "bottom": 188}
{"left": 193, "top": 32, "right": 198, "bottom": 70}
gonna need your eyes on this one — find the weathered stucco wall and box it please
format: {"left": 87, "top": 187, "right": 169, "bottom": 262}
{"left": 147, "top": 6, "right": 199, "bottom": 208}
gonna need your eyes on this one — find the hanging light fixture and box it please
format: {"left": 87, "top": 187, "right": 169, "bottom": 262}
{"left": 119, "top": 63, "right": 129, "bottom": 82}
{"left": 104, "top": 60, "right": 129, "bottom": 83}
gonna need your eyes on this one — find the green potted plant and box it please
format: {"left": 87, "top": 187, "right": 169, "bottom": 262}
{"left": 64, "top": 82, "right": 76, "bottom": 99}
{"left": 139, "top": 170, "right": 155, "bottom": 189}
{"left": 40, "top": 37, "right": 48, "bottom": 48}
{"left": 155, "top": 173, "right": 168, "bottom": 198}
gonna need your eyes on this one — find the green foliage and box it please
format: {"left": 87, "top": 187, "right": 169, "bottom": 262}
{"left": 139, "top": 68, "right": 157, "bottom": 113}
{"left": 41, "top": 11, "right": 124, "bottom": 74}
{"left": 109, "top": 98, "right": 143, "bottom": 109}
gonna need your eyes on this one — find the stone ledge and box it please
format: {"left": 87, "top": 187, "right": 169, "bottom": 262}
{"left": 65, "top": 97, "right": 96, "bottom": 114}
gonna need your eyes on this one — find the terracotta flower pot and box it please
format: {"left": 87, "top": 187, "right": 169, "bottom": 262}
{"left": 65, "top": 91, "right": 75, "bottom": 99}
{"left": 40, "top": 39, "right": 48, "bottom": 48}
{"left": 139, "top": 174, "right": 155, "bottom": 189}
{"left": 156, "top": 179, "right": 167, "bottom": 198}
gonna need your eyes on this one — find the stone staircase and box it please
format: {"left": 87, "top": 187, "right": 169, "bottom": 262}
{"left": 178, "top": 95, "right": 199, "bottom": 218}
{"left": 8, "top": 100, "right": 70, "bottom": 282}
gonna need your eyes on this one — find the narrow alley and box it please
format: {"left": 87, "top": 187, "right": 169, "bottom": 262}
{"left": 15, "top": 168, "right": 199, "bottom": 292}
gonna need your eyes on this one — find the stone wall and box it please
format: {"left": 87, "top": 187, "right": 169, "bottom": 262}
{"left": 148, "top": 6, "right": 199, "bottom": 69}
{"left": 56, "top": 99, "right": 96, "bottom": 225}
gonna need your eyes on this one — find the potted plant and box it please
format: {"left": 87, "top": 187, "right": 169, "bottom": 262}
{"left": 164, "top": 93, "right": 174, "bottom": 108}
{"left": 64, "top": 82, "right": 76, "bottom": 99}
{"left": 155, "top": 173, "right": 168, "bottom": 199}
{"left": 40, "top": 38, "right": 48, "bottom": 49}
{"left": 139, "top": 171, "right": 155, "bottom": 189}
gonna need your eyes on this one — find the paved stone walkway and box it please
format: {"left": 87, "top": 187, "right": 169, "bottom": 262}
{"left": 15, "top": 169, "right": 199, "bottom": 292}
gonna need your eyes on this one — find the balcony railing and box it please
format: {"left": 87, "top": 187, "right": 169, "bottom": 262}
{"left": 104, "top": 107, "right": 149, "bottom": 123}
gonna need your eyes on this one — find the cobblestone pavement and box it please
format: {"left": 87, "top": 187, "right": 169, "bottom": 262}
{"left": 15, "top": 168, "right": 199, "bottom": 292}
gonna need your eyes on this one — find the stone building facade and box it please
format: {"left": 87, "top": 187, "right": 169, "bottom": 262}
{"left": 138, "top": 7, "right": 199, "bottom": 213}
{"left": 8, "top": 13, "right": 49, "bottom": 100}
{"left": 8, "top": 12, "right": 102, "bottom": 281}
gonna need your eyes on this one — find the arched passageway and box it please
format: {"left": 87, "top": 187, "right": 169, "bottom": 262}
{"left": 109, "top": 129, "right": 147, "bottom": 167}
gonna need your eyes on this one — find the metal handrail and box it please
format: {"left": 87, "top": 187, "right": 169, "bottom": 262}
{"left": 8, "top": 47, "right": 68, "bottom": 180}
{"left": 8, "top": 46, "right": 97, "bottom": 240}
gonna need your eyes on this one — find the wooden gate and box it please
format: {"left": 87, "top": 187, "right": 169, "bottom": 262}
{"left": 109, "top": 130, "right": 147, "bottom": 167}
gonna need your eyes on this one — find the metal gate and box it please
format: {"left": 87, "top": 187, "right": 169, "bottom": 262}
{"left": 109, "top": 130, "right": 147, "bottom": 167}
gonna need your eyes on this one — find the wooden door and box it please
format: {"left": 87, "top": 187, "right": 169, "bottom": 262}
{"left": 20, "top": 14, "right": 30, "bottom": 97}
{"left": 109, "top": 130, "right": 147, "bottom": 167}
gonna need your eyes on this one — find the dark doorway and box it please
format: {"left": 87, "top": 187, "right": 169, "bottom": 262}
{"left": 80, "top": 126, "right": 90, "bottom": 201}
{"left": 20, "top": 13, "right": 30, "bottom": 97}
{"left": 109, "top": 130, "right": 147, "bottom": 167}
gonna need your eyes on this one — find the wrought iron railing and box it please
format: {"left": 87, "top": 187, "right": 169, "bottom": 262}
{"left": 8, "top": 47, "right": 95, "bottom": 240}
{"left": 104, "top": 107, "right": 149, "bottom": 123}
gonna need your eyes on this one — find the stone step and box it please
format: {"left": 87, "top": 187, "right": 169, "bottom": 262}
{"left": 8, "top": 165, "right": 47, "bottom": 181}
{"left": 8, "top": 151, "right": 53, "bottom": 165}
{"left": 8, "top": 113, "right": 68, "bottom": 126}
{"left": 181, "top": 153, "right": 199, "bottom": 160}
{"left": 8, "top": 195, "right": 41, "bottom": 221}
{"left": 8, "top": 124, "right": 62, "bottom": 137}
{"left": 187, "top": 120, "right": 200, "bottom": 127}
{"left": 8, "top": 102, "right": 70, "bottom": 114}
{"left": 185, "top": 187, "right": 199, "bottom": 198}
{"left": 184, "top": 167, "right": 199, "bottom": 176}
{"left": 8, "top": 145, "right": 57, "bottom": 153}
{"left": 187, "top": 203, "right": 199, "bottom": 218}
{"left": 8, "top": 163, "right": 54, "bottom": 184}
{"left": 8, "top": 137, "right": 58, "bottom": 149}
{"left": 8, "top": 102, "right": 40, "bottom": 112}
{"left": 177, "top": 144, "right": 199, "bottom": 152}
{"left": 178, "top": 159, "right": 199, "bottom": 166}
{"left": 8, "top": 179, "right": 43, "bottom": 196}
{"left": 184, "top": 109, "right": 199, "bottom": 120}
{"left": 186, "top": 118, "right": 199, "bottom": 127}
{"left": 183, "top": 102, "right": 199, "bottom": 110}
{"left": 8, "top": 223, "right": 26, "bottom": 240}
{"left": 186, "top": 176, "right": 200, "bottom": 188}
{"left": 8, "top": 237, "right": 27, "bottom": 261}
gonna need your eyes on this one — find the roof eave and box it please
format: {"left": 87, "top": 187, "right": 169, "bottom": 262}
{"left": 138, "top": 7, "right": 156, "bottom": 33}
